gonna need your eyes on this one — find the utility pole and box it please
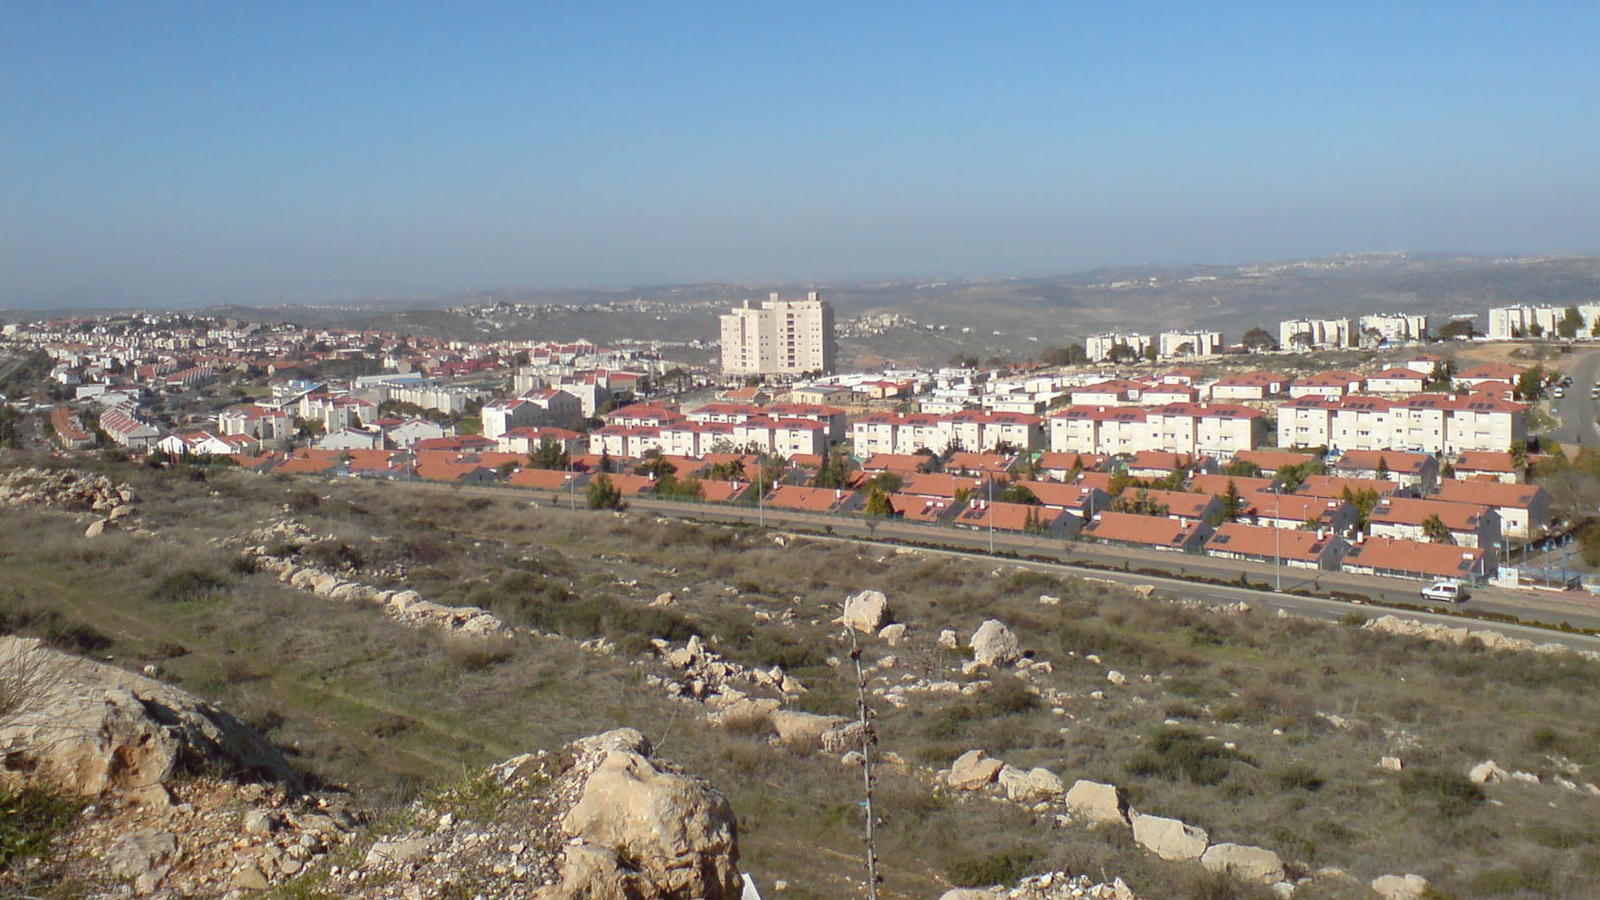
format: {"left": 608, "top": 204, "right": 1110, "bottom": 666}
{"left": 845, "top": 626, "right": 882, "bottom": 900}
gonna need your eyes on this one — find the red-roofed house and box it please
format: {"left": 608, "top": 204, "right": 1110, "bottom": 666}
{"left": 1368, "top": 496, "right": 1500, "bottom": 549}
{"left": 1079, "top": 511, "right": 1211, "bottom": 552}
{"left": 1204, "top": 523, "right": 1351, "bottom": 570}
{"left": 1243, "top": 491, "right": 1358, "bottom": 533}
{"left": 952, "top": 501, "right": 1081, "bottom": 538}
{"left": 763, "top": 485, "right": 860, "bottom": 514}
{"left": 1365, "top": 367, "right": 1428, "bottom": 394}
{"left": 1431, "top": 480, "right": 1549, "bottom": 538}
{"left": 1210, "top": 372, "right": 1286, "bottom": 400}
{"left": 1115, "top": 488, "right": 1221, "bottom": 525}
{"left": 883, "top": 493, "right": 963, "bottom": 524}
{"left": 1333, "top": 450, "right": 1439, "bottom": 492}
{"left": 1342, "top": 536, "right": 1491, "bottom": 581}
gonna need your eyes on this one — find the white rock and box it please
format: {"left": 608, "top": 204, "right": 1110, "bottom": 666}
{"left": 969, "top": 619, "right": 1021, "bottom": 667}
{"left": 1131, "top": 813, "right": 1209, "bottom": 861}
{"left": 1063, "top": 779, "right": 1127, "bottom": 825}
{"left": 877, "top": 623, "right": 908, "bottom": 646}
{"left": 1201, "top": 843, "right": 1285, "bottom": 885}
{"left": 1369, "top": 874, "right": 1430, "bottom": 900}
{"left": 1106, "top": 670, "right": 1128, "bottom": 685}
{"left": 947, "top": 750, "right": 1004, "bottom": 791}
{"left": 1468, "top": 760, "right": 1507, "bottom": 784}
{"left": 842, "top": 589, "right": 891, "bottom": 633}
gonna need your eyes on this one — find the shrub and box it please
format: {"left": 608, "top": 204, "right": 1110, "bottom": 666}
{"left": 287, "top": 489, "right": 321, "bottom": 512}
{"left": 1397, "top": 769, "right": 1485, "bottom": 817}
{"left": 149, "top": 568, "right": 228, "bottom": 603}
{"left": 444, "top": 635, "right": 515, "bottom": 671}
{"left": 1273, "top": 765, "right": 1325, "bottom": 792}
{"left": 301, "top": 540, "right": 366, "bottom": 572}
{"left": 1125, "top": 727, "right": 1245, "bottom": 786}
{"left": 945, "top": 848, "right": 1037, "bottom": 888}
{"left": 0, "top": 786, "right": 82, "bottom": 873}
{"left": 228, "top": 554, "right": 261, "bottom": 575}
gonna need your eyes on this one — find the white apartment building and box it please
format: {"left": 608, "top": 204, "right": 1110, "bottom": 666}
{"left": 1158, "top": 331, "right": 1223, "bottom": 359}
{"left": 1279, "top": 318, "right": 1355, "bottom": 350}
{"left": 1486, "top": 304, "right": 1600, "bottom": 340}
{"left": 850, "top": 411, "right": 1044, "bottom": 456}
{"left": 1085, "top": 333, "right": 1153, "bottom": 362}
{"left": 480, "top": 389, "right": 582, "bottom": 439}
{"left": 1276, "top": 394, "right": 1526, "bottom": 455}
{"left": 1046, "top": 403, "right": 1265, "bottom": 458}
{"left": 719, "top": 292, "right": 836, "bottom": 376}
{"left": 1358, "top": 313, "right": 1428, "bottom": 344}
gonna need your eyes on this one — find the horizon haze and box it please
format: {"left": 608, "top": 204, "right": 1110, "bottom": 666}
{"left": 4, "top": 2, "right": 1598, "bottom": 309}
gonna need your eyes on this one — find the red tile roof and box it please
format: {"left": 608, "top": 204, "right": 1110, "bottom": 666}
{"left": 1081, "top": 511, "right": 1208, "bottom": 548}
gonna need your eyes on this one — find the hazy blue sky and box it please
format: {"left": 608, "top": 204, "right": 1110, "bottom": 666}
{"left": 4, "top": 1, "right": 1597, "bottom": 307}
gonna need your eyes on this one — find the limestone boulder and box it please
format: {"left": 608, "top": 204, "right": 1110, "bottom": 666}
{"left": 769, "top": 710, "right": 847, "bottom": 748}
{"left": 947, "top": 750, "right": 1004, "bottom": 791}
{"left": 842, "top": 590, "right": 891, "bottom": 633}
{"left": 1469, "top": 760, "right": 1507, "bottom": 784}
{"left": 1370, "top": 874, "right": 1431, "bottom": 900}
{"left": 1131, "top": 813, "right": 1209, "bottom": 861}
{"left": 1063, "top": 780, "right": 1127, "bottom": 825}
{"left": 0, "top": 637, "right": 299, "bottom": 796}
{"left": 878, "top": 623, "right": 908, "bottom": 646}
{"left": 999, "top": 765, "right": 1063, "bottom": 804}
{"left": 1201, "top": 843, "right": 1285, "bottom": 885}
{"left": 557, "top": 729, "right": 742, "bottom": 900}
{"left": 969, "top": 620, "right": 1020, "bottom": 667}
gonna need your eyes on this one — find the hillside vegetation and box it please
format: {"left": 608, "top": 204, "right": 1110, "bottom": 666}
{"left": 2, "top": 454, "right": 1599, "bottom": 898}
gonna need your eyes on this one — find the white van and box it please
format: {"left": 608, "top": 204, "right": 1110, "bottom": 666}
{"left": 1420, "top": 581, "right": 1468, "bottom": 603}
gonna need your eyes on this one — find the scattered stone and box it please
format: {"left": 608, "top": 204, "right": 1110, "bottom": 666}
{"left": 938, "top": 629, "right": 959, "bottom": 650}
{"left": 106, "top": 829, "right": 178, "bottom": 880}
{"left": 999, "top": 765, "right": 1063, "bottom": 804}
{"left": 1106, "top": 670, "right": 1128, "bottom": 686}
{"left": 1380, "top": 756, "right": 1404, "bottom": 772}
{"left": 1039, "top": 594, "right": 1061, "bottom": 605}
{"left": 769, "top": 710, "right": 847, "bottom": 748}
{"left": 229, "top": 864, "right": 271, "bottom": 891}
{"left": 878, "top": 623, "right": 908, "bottom": 646}
{"left": 364, "top": 838, "right": 431, "bottom": 868}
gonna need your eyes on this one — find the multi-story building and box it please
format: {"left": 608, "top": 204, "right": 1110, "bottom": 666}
{"left": 850, "top": 411, "right": 1044, "bottom": 456}
{"left": 1084, "top": 333, "right": 1153, "bottom": 362}
{"left": 1279, "top": 318, "right": 1355, "bottom": 350}
{"left": 1276, "top": 394, "right": 1525, "bottom": 455}
{"left": 1358, "top": 313, "right": 1428, "bottom": 344}
{"left": 1158, "top": 331, "right": 1223, "bottom": 359}
{"left": 719, "top": 292, "right": 835, "bottom": 377}
{"left": 1486, "top": 304, "right": 1600, "bottom": 340}
{"left": 1045, "top": 403, "right": 1264, "bottom": 458}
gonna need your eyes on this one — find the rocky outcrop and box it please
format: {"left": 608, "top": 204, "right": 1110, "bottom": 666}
{"left": 1200, "top": 843, "right": 1284, "bottom": 885}
{"left": 1130, "top": 813, "right": 1208, "bottom": 862}
{"left": 842, "top": 589, "right": 891, "bottom": 633}
{"left": 0, "top": 467, "right": 139, "bottom": 518}
{"left": 1363, "top": 614, "right": 1598, "bottom": 661}
{"left": 1469, "top": 760, "right": 1508, "bottom": 784}
{"left": 969, "top": 620, "right": 1021, "bottom": 667}
{"left": 0, "top": 636, "right": 299, "bottom": 796}
{"left": 559, "top": 728, "right": 742, "bottom": 899}
{"left": 939, "top": 872, "right": 1137, "bottom": 899}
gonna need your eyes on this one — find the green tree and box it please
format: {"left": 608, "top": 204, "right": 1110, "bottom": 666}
{"left": 1436, "top": 319, "right": 1475, "bottom": 341}
{"left": 813, "top": 449, "right": 853, "bottom": 489}
{"left": 998, "top": 483, "right": 1041, "bottom": 505}
{"left": 1221, "top": 479, "right": 1244, "bottom": 522}
{"left": 1421, "top": 513, "right": 1454, "bottom": 544}
{"left": 529, "top": 439, "right": 570, "bottom": 470}
{"left": 1039, "top": 345, "right": 1088, "bottom": 366}
{"left": 1241, "top": 328, "right": 1277, "bottom": 351}
{"left": 637, "top": 451, "right": 677, "bottom": 480}
{"left": 1341, "top": 486, "right": 1380, "bottom": 530}
{"left": 586, "top": 473, "right": 622, "bottom": 509}
{"left": 1376, "top": 456, "right": 1390, "bottom": 479}
{"left": 1106, "top": 344, "right": 1140, "bottom": 364}
{"left": 866, "top": 472, "right": 904, "bottom": 494}
{"left": 864, "top": 487, "right": 894, "bottom": 518}
{"left": 1222, "top": 458, "right": 1262, "bottom": 478}
{"left": 1514, "top": 367, "right": 1547, "bottom": 401}
{"left": 1023, "top": 506, "right": 1048, "bottom": 535}
{"left": 1558, "top": 306, "right": 1583, "bottom": 339}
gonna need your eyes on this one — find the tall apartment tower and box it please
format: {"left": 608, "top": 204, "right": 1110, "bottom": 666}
{"left": 719, "top": 292, "right": 836, "bottom": 376}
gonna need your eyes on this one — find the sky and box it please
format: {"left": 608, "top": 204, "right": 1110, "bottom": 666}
{"left": 3, "top": 1, "right": 1598, "bottom": 308}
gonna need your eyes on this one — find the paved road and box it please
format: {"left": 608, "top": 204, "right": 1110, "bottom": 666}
{"left": 367, "top": 479, "right": 1600, "bottom": 650}
{"left": 1545, "top": 348, "right": 1600, "bottom": 448}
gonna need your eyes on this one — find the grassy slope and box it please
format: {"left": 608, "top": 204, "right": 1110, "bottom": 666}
{"left": 2, "top": 457, "right": 1599, "bottom": 899}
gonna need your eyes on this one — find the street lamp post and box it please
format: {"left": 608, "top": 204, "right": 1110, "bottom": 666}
{"left": 1274, "top": 491, "right": 1282, "bottom": 592}
{"left": 987, "top": 477, "right": 995, "bottom": 555}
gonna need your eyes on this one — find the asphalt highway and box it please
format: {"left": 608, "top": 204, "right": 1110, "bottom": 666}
{"left": 1544, "top": 348, "right": 1600, "bottom": 448}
